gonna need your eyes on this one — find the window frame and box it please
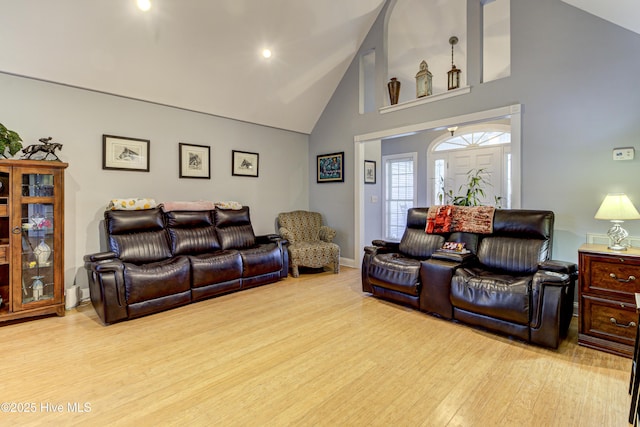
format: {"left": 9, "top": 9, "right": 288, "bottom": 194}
{"left": 382, "top": 152, "right": 418, "bottom": 241}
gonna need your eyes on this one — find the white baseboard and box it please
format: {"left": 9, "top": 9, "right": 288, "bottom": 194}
{"left": 340, "top": 257, "right": 357, "bottom": 269}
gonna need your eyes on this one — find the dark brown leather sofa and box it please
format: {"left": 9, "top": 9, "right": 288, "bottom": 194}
{"left": 84, "top": 206, "right": 288, "bottom": 324}
{"left": 362, "top": 207, "right": 577, "bottom": 348}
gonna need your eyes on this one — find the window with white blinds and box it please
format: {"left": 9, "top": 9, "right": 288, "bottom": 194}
{"left": 382, "top": 153, "right": 417, "bottom": 241}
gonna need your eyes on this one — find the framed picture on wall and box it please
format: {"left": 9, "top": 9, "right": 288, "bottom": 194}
{"left": 102, "top": 134, "right": 150, "bottom": 172}
{"left": 232, "top": 150, "right": 259, "bottom": 177}
{"left": 317, "top": 151, "right": 344, "bottom": 183}
{"left": 364, "top": 160, "right": 376, "bottom": 184}
{"left": 179, "top": 143, "right": 210, "bottom": 179}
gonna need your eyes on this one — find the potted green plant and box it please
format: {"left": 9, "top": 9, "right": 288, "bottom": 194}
{"left": 439, "top": 168, "right": 502, "bottom": 207}
{"left": 0, "top": 123, "right": 23, "bottom": 158}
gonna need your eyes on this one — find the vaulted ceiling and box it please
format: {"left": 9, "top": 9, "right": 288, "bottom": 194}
{"left": 0, "top": 1, "right": 637, "bottom": 135}
{"left": 561, "top": 0, "right": 640, "bottom": 35}
{"left": 0, "top": 0, "right": 385, "bottom": 134}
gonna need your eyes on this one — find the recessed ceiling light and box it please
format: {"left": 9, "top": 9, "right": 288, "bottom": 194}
{"left": 262, "top": 49, "right": 272, "bottom": 59}
{"left": 137, "top": 0, "right": 151, "bottom": 11}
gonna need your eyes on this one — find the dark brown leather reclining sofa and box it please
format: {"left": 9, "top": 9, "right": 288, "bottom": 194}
{"left": 84, "top": 206, "right": 288, "bottom": 324}
{"left": 362, "top": 207, "right": 577, "bottom": 348}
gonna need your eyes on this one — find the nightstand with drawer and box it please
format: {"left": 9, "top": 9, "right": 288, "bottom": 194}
{"left": 578, "top": 244, "right": 640, "bottom": 358}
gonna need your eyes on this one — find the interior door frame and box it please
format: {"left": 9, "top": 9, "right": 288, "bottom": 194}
{"left": 353, "top": 104, "right": 521, "bottom": 269}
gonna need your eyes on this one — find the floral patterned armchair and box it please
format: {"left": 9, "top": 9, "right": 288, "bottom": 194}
{"left": 277, "top": 210, "right": 340, "bottom": 278}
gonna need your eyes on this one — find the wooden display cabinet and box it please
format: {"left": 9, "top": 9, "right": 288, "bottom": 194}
{"left": 0, "top": 160, "right": 67, "bottom": 323}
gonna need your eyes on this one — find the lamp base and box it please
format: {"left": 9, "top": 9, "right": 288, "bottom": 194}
{"left": 608, "top": 243, "right": 628, "bottom": 251}
{"left": 608, "top": 221, "right": 629, "bottom": 251}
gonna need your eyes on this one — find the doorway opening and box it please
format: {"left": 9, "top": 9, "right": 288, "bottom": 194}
{"left": 430, "top": 124, "right": 511, "bottom": 208}
{"left": 354, "top": 104, "right": 521, "bottom": 268}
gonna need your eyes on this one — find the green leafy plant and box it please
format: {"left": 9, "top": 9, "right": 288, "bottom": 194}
{"left": 439, "top": 168, "right": 501, "bottom": 207}
{"left": 0, "top": 123, "right": 23, "bottom": 157}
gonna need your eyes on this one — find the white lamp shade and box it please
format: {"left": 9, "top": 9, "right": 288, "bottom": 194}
{"left": 594, "top": 193, "right": 640, "bottom": 220}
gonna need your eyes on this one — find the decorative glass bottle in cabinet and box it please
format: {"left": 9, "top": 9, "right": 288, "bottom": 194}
{"left": 0, "top": 160, "right": 67, "bottom": 323}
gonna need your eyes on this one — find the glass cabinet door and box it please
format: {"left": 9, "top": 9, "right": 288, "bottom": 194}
{"left": 0, "top": 170, "right": 9, "bottom": 314}
{"left": 20, "top": 202, "right": 55, "bottom": 304}
{"left": 14, "top": 171, "right": 60, "bottom": 309}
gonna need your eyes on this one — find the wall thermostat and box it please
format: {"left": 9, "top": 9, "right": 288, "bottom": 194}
{"left": 613, "top": 147, "right": 634, "bottom": 161}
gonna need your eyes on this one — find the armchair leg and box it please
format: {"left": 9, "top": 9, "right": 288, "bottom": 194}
{"left": 333, "top": 258, "right": 340, "bottom": 274}
{"left": 291, "top": 264, "right": 300, "bottom": 278}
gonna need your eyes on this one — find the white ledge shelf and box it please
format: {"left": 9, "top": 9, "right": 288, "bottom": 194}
{"left": 379, "top": 86, "right": 471, "bottom": 114}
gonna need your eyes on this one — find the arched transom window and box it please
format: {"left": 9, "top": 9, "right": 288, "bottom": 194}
{"left": 433, "top": 130, "right": 511, "bottom": 151}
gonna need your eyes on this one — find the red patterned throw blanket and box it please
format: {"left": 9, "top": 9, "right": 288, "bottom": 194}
{"left": 426, "top": 205, "right": 495, "bottom": 234}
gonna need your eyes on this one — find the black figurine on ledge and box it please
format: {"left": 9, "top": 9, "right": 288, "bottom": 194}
{"left": 22, "top": 137, "right": 63, "bottom": 161}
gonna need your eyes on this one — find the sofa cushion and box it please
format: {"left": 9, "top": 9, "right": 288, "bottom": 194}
{"left": 106, "top": 208, "right": 173, "bottom": 263}
{"left": 110, "top": 231, "right": 173, "bottom": 264}
{"left": 451, "top": 267, "right": 531, "bottom": 325}
{"left": 398, "top": 230, "right": 445, "bottom": 259}
{"left": 217, "top": 225, "right": 256, "bottom": 249}
{"left": 165, "top": 210, "right": 213, "bottom": 228}
{"left": 477, "top": 237, "right": 548, "bottom": 275}
{"left": 215, "top": 207, "right": 256, "bottom": 249}
{"left": 492, "top": 209, "right": 553, "bottom": 240}
{"left": 189, "top": 250, "right": 243, "bottom": 287}
{"left": 169, "top": 227, "right": 221, "bottom": 255}
{"left": 124, "top": 256, "right": 191, "bottom": 304}
{"left": 215, "top": 206, "right": 250, "bottom": 227}
{"left": 368, "top": 253, "right": 421, "bottom": 295}
{"left": 239, "top": 243, "right": 283, "bottom": 277}
{"left": 165, "top": 210, "right": 221, "bottom": 255}
{"left": 106, "top": 207, "right": 164, "bottom": 234}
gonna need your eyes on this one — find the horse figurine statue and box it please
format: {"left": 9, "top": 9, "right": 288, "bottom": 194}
{"left": 22, "top": 137, "right": 63, "bottom": 161}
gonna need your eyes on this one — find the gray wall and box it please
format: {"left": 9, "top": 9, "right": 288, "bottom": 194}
{"left": 0, "top": 72, "right": 309, "bottom": 291}
{"left": 309, "top": 0, "right": 640, "bottom": 264}
{"left": 363, "top": 140, "right": 382, "bottom": 245}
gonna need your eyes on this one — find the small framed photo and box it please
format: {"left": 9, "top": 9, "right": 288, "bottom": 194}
{"left": 103, "top": 135, "right": 150, "bottom": 172}
{"left": 317, "top": 151, "right": 344, "bottom": 183}
{"left": 232, "top": 150, "right": 259, "bottom": 177}
{"left": 179, "top": 143, "right": 210, "bottom": 179}
{"left": 364, "top": 160, "right": 376, "bottom": 184}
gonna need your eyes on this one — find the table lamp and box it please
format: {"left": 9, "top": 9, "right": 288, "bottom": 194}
{"left": 594, "top": 193, "right": 640, "bottom": 251}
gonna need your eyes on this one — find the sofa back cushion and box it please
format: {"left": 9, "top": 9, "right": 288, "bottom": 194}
{"left": 477, "top": 236, "right": 548, "bottom": 274}
{"left": 104, "top": 208, "right": 172, "bottom": 263}
{"left": 477, "top": 209, "right": 554, "bottom": 274}
{"left": 399, "top": 208, "right": 446, "bottom": 258}
{"left": 165, "top": 210, "right": 221, "bottom": 255}
{"left": 492, "top": 209, "right": 554, "bottom": 241}
{"left": 214, "top": 207, "right": 256, "bottom": 249}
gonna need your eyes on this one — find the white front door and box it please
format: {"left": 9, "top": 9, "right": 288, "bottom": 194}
{"left": 434, "top": 146, "right": 505, "bottom": 206}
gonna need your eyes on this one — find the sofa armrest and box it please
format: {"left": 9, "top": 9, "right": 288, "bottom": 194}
{"left": 529, "top": 265, "right": 576, "bottom": 348}
{"left": 84, "top": 255, "right": 128, "bottom": 324}
{"left": 362, "top": 241, "right": 394, "bottom": 293}
{"left": 278, "top": 226, "right": 295, "bottom": 244}
{"left": 371, "top": 239, "right": 400, "bottom": 252}
{"left": 538, "top": 260, "right": 578, "bottom": 278}
{"left": 257, "top": 234, "right": 288, "bottom": 246}
{"left": 83, "top": 251, "right": 117, "bottom": 263}
{"left": 255, "top": 234, "right": 289, "bottom": 279}
{"left": 363, "top": 245, "right": 378, "bottom": 256}
{"left": 319, "top": 225, "right": 336, "bottom": 242}
{"left": 431, "top": 250, "right": 477, "bottom": 265}
{"left": 419, "top": 251, "right": 477, "bottom": 318}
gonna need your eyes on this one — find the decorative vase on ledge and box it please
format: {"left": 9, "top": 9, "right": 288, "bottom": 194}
{"left": 388, "top": 77, "right": 401, "bottom": 105}
{"left": 34, "top": 239, "right": 51, "bottom": 266}
{"left": 32, "top": 276, "right": 44, "bottom": 301}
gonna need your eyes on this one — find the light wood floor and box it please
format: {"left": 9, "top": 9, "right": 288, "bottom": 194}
{"left": 0, "top": 267, "right": 631, "bottom": 426}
